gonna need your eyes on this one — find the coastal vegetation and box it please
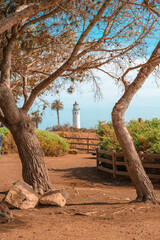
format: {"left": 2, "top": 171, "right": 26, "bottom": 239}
{"left": 0, "top": 128, "right": 69, "bottom": 156}
{"left": 97, "top": 119, "right": 160, "bottom": 154}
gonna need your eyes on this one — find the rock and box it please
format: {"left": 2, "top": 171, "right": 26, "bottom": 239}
{"left": 68, "top": 149, "right": 78, "bottom": 154}
{"left": 39, "top": 190, "right": 67, "bottom": 207}
{"left": 0, "top": 201, "right": 13, "bottom": 222}
{"left": 5, "top": 180, "right": 39, "bottom": 209}
{"left": 124, "top": 198, "right": 131, "bottom": 201}
{"left": 59, "top": 189, "right": 69, "bottom": 200}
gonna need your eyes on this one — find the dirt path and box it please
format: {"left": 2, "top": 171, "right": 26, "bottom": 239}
{"left": 0, "top": 153, "right": 160, "bottom": 240}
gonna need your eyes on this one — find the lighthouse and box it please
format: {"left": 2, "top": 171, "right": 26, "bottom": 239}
{"left": 72, "top": 102, "right": 80, "bottom": 128}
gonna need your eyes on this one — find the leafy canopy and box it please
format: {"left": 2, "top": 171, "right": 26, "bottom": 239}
{"left": 0, "top": 0, "right": 159, "bottom": 109}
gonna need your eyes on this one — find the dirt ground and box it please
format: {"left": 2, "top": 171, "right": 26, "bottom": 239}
{"left": 0, "top": 153, "right": 160, "bottom": 240}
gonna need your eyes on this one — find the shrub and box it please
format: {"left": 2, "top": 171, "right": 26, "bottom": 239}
{"left": 97, "top": 119, "right": 160, "bottom": 154}
{"left": 35, "top": 129, "right": 70, "bottom": 156}
{"left": 0, "top": 128, "right": 17, "bottom": 154}
{"left": 50, "top": 124, "right": 96, "bottom": 133}
{"left": 0, "top": 128, "right": 69, "bottom": 156}
{"left": 97, "top": 121, "right": 121, "bottom": 152}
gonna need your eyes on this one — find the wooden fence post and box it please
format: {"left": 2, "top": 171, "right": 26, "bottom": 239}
{"left": 96, "top": 148, "right": 99, "bottom": 169}
{"left": 87, "top": 137, "right": 89, "bottom": 153}
{"left": 112, "top": 150, "right": 116, "bottom": 179}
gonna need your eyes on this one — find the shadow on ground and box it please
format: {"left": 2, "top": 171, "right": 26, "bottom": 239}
{"left": 49, "top": 155, "right": 160, "bottom": 189}
{"left": 0, "top": 218, "right": 28, "bottom": 233}
{"left": 48, "top": 165, "right": 133, "bottom": 188}
{"left": 66, "top": 201, "right": 129, "bottom": 206}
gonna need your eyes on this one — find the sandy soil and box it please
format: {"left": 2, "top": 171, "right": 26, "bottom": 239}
{"left": 0, "top": 153, "right": 160, "bottom": 240}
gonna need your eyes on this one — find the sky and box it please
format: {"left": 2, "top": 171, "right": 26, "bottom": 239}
{"left": 20, "top": 1, "right": 160, "bottom": 131}
{"left": 38, "top": 70, "right": 160, "bottom": 130}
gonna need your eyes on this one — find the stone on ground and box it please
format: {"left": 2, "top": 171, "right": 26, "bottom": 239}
{"left": 58, "top": 189, "right": 69, "bottom": 200}
{"left": 4, "top": 180, "right": 39, "bottom": 209}
{"left": 39, "top": 189, "right": 68, "bottom": 207}
{"left": 68, "top": 149, "right": 78, "bottom": 154}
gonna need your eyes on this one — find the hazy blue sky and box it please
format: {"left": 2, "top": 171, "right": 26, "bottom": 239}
{"left": 38, "top": 70, "right": 160, "bottom": 130}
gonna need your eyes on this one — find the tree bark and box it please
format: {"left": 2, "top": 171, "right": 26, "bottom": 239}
{"left": 112, "top": 41, "right": 160, "bottom": 203}
{"left": 9, "top": 118, "right": 52, "bottom": 194}
{"left": 0, "top": 19, "right": 53, "bottom": 194}
{"left": 112, "top": 110, "right": 158, "bottom": 203}
{"left": 0, "top": 85, "right": 52, "bottom": 194}
{"left": 35, "top": 118, "right": 38, "bottom": 128}
{"left": 57, "top": 109, "right": 60, "bottom": 126}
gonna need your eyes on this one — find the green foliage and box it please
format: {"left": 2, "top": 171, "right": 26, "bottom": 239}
{"left": 35, "top": 129, "right": 70, "bottom": 156}
{"left": 97, "top": 121, "right": 122, "bottom": 152}
{"left": 50, "top": 124, "right": 96, "bottom": 132}
{"left": 97, "top": 119, "right": 160, "bottom": 154}
{"left": 0, "top": 128, "right": 17, "bottom": 154}
{"left": 0, "top": 128, "right": 69, "bottom": 156}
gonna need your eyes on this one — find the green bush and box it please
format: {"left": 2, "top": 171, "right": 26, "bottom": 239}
{"left": 97, "top": 119, "right": 160, "bottom": 154}
{"left": 35, "top": 129, "right": 70, "bottom": 156}
{"left": 0, "top": 128, "right": 69, "bottom": 156}
{"left": 0, "top": 128, "right": 17, "bottom": 154}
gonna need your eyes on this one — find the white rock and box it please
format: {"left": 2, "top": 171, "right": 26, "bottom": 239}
{"left": 5, "top": 180, "right": 39, "bottom": 209}
{"left": 124, "top": 198, "right": 131, "bottom": 201}
{"left": 39, "top": 190, "right": 66, "bottom": 207}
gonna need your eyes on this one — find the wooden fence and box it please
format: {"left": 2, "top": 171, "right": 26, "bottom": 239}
{"left": 96, "top": 148, "right": 160, "bottom": 179}
{"left": 63, "top": 136, "right": 99, "bottom": 153}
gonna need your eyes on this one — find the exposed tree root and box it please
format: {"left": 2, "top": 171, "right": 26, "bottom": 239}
{"left": 0, "top": 201, "right": 13, "bottom": 223}
{"left": 130, "top": 196, "right": 160, "bottom": 205}
{"left": 32, "top": 181, "right": 53, "bottom": 195}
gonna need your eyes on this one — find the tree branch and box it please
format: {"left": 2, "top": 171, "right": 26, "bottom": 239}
{"left": 22, "top": 0, "right": 111, "bottom": 112}
{"left": 119, "top": 41, "right": 160, "bottom": 112}
{"left": 19, "top": 6, "right": 62, "bottom": 34}
{"left": 121, "top": 56, "right": 160, "bottom": 90}
{"left": 0, "top": 0, "right": 61, "bottom": 35}
{"left": 96, "top": 67, "right": 119, "bottom": 80}
{"left": 144, "top": 1, "right": 160, "bottom": 18}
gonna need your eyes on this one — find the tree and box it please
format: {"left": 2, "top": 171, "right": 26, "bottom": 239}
{"left": 31, "top": 110, "right": 42, "bottom": 128}
{"left": 0, "top": 0, "right": 68, "bottom": 194}
{"left": 112, "top": 41, "right": 160, "bottom": 203}
{"left": 51, "top": 100, "right": 63, "bottom": 126}
{"left": 0, "top": 0, "right": 159, "bottom": 195}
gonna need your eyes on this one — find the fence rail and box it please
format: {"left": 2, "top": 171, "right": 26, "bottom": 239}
{"left": 96, "top": 148, "right": 160, "bottom": 179}
{"left": 63, "top": 136, "right": 99, "bottom": 152}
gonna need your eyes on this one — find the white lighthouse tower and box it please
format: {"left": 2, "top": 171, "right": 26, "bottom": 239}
{"left": 72, "top": 101, "right": 80, "bottom": 128}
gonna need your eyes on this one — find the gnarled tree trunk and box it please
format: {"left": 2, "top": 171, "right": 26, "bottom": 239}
{"left": 112, "top": 109, "right": 158, "bottom": 203}
{"left": 0, "top": 30, "right": 53, "bottom": 194}
{"left": 112, "top": 41, "right": 160, "bottom": 203}
{"left": 0, "top": 85, "right": 52, "bottom": 194}
{"left": 9, "top": 119, "right": 52, "bottom": 194}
